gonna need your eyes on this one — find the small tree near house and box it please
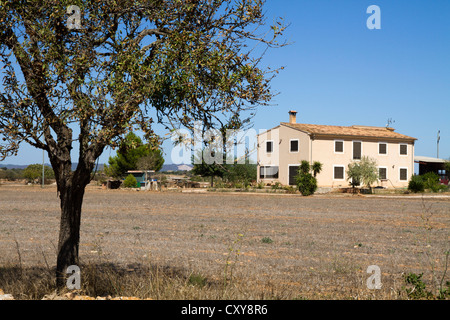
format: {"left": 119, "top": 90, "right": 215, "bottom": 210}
{"left": 346, "top": 156, "right": 379, "bottom": 193}
{"left": 296, "top": 160, "right": 322, "bottom": 196}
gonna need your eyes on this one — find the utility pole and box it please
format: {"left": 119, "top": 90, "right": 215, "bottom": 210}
{"left": 437, "top": 130, "right": 440, "bottom": 159}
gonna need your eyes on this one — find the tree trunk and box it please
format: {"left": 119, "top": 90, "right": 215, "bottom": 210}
{"left": 211, "top": 175, "right": 214, "bottom": 188}
{"left": 55, "top": 181, "right": 86, "bottom": 288}
{"left": 53, "top": 157, "right": 92, "bottom": 289}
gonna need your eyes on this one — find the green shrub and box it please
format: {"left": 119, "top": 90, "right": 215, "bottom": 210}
{"left": 283, "top": 185, "right": 297, "bottom": 194}
{"left": 422, "top": 172, "right": 440, "bottom": 192}
{"left": 403, "top": 272, "right": 433, "bottom": 299}
{"left": 256, "top": 181, "right": 265, "bottom": 189}
{"left": 123, "top": 174, "right": 138, "bottom": 188}
{"left": 296, "top": 172, "right": 317, "bottom": 196}
{"left": 271, "top": 181, "right": 282, "bottom": 190}
{"left": 408, "top": 172, "right": 447, "bottom": 193}
{"left": 408, "top": 175, "right": 425, "bottom": 193}
{"left": 403, "top": 271, "right": 450, "bottom": 300}
{"left": 295, "top": 160, "right": 320, "bottom": 196}
{"left": 188, "top": 273, "right": 207, "bottom": 287}
{"left": 261, "top": 237, "right": 273, "bottom": 244}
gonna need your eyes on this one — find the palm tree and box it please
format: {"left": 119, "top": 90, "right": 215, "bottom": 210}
{"left": 311, "top": 161, "right": 323, "bottom": 178}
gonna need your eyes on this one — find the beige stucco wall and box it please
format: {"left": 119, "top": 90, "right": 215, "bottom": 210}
{"left": 311, "top": 137, "right": 415, "bottom": 188}
{"left": 257, "top": 124, "right": 415, "bottom": 188}
{"left": 257, "top": 126, "right": 310, "bottom": 185}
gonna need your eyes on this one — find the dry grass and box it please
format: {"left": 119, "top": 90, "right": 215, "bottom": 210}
{"left": 0, "top": 184, "right": 449, "bottom": 299}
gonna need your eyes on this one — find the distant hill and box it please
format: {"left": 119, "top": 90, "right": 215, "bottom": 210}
{"left": 160, "top": 164, "right": 193, "bottom": 172}
{"left": 0, "top": 164, "right": 29, "bottom": 170}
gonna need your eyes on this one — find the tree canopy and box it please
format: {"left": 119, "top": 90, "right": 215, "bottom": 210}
{"left": 346, "top": 156, "right": 379, "bottom": 190}
{"left": 23, "top": 163, "right": 55, "bottom": 183}
{"left": 105, "top": 131, "right": 164, "bottom": 178}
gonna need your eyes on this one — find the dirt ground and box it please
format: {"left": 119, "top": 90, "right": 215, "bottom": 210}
{"left": 0, "top": 184, "right": 449, "bottom": 299}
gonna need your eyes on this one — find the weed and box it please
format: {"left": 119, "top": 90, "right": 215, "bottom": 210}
{"left": 261, "top": 237, "right": 273, "bottom": 244}
{"left": 188, "top": 273, "right": 207, "bottom": 288}
{"left": 223, "top": 233, "right": 244, "bottom": 295}
{"left": 403, "top": 273, "right": 434, "bottom": 299}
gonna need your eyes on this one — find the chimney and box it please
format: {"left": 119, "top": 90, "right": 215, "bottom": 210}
{"left": 288, "top": 110, "right": 297, "bottom": 124}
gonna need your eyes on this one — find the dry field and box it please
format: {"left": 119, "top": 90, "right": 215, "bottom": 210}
{"left": 0, "top": 184, "right": 449, "bottom": 300}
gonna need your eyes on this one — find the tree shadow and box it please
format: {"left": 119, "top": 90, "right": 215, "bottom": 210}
{"left": 0, "top": 261, "right": 216, "bottom": 299}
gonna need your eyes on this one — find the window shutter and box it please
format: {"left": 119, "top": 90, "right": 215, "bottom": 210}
{"left": 334, "top": 166, "right": 344, "bottom": 180}
{"left": 289, "top": 166, "right": 299, "bottom": 185}
{"left": 379, "top": 143, "right": 387, "bottom": 154}
{"left": 400, "top": 168, "right": 407, "bottom": 181}
{"left": 290, "top": 140, "right": 299, "bottom": 152}
{"left": 400, "top": 144, "right": 407, "bottom": 155}
{"left": 353, "top": 142, "right": 361, "bottom": 160}
{"left": 379, "top": 168, "right": 387, "bottom": 180}
{"left": 335, "top": 141, "right": 343, "bottom": 153}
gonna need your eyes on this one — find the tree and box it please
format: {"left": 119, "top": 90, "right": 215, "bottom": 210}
{"left": 0, "top": 0, "right": 285, "bottom": 287}
{"left": 295, "top": 160, "right": 321, "bottom": 196}
{"left": 136, "top": 149, "right": 164, "bottom": 172}
{"left": 445, "top": 160, "right": 450, "bottom": 179}
{"left": 0, "top": 0, "right": 286, "bottom": 287}
{"left": 346, "top": 156, "right": 379, "bottom": 192}
{"left": 23, "top": 163, "right": 55, "bottom": 183}
{"left": 191, "top": 150, "right": 227, "bottom": 187}
{"left": 104, "top": 132, "right": 162, "bottom": 178}
{"left": 408, "top": 175, "right": 425, "bottom": 193}
{"left": 123, "top": 174, "right": 138, "bottom": 188}
{"left": 311, "top": 161, "right": 323, "bottom": 178}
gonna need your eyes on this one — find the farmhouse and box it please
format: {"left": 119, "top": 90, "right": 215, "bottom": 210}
{"left": 257, "top": 111, "right": 417, "bottom": 189}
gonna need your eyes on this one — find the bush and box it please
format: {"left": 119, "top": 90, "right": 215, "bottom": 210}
{"left": 409, "top": 172, "right": 447, "bottom": 193}
{"left": 295, "top": 160, "right": 320, "bottom": 196}
{"left": 408, "top": 175, "right": 425, "bottom": 193}
{"left": 296, "top": 172, "right": 317, "bottom": 196}
{"left": 283, "top": 185, "right": 297, "bottom": 194}
{"left": 422, "top": 172, "right": 441, "bottom": 192}
{"left": 23, "top": 164, "right": 54, "bottom": 183}
{"left": 123, "top": 174, "right": 138, "bottom": 188}
{"left": 261, "top": 237, "right": 273, "bottom": 244}
{"left": 403, "top": 272, "right": 434, "bottom": 299}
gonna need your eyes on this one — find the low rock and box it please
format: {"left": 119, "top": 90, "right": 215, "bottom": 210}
{"left": 0, "top": 289, "right": 14, "bottom": 300}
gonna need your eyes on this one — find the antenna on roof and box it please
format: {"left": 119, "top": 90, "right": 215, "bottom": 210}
{"left": 386, "top": 118, "right": 395, "bottom": 128}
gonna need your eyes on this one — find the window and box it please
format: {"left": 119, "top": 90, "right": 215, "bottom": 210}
{"left": 290, "top": 140, "right": 299, "bottom": 152}
{"left": 266, "top": 141, "right": 273, "bottom": 153}
{"left": 335, "top": 140, "right": 344, "bottom": 153}
{"left": 260, "top": 166, "right": 279, "bottom": 179}
{"left": 399, "top": 168, "right": 408, "bottom": 181}
{"left": 379, "top": 143, "right": 387, "bottom": 155}
{"left": 288, "top": 165, "right": 299, "bottom": 186}
{"left": 379, "top": 167, "right": 387, "bottom": 180}
{"left": 334, "top": 166, "right": 345, "bottom": 180}
{"left": 353, "top": 141, "right": 362, "bottom": 160}
{"left": 400, "top": 144, "right": 408, "bottom": 156}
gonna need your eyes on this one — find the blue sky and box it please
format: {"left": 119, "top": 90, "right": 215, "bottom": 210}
{"left": 1, "top": 0, "right": 449, "bottom": 166}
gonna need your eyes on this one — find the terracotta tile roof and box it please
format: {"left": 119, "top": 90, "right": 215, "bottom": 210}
{"left": 281, "top": 122, "right": 417, "bottom": 141}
